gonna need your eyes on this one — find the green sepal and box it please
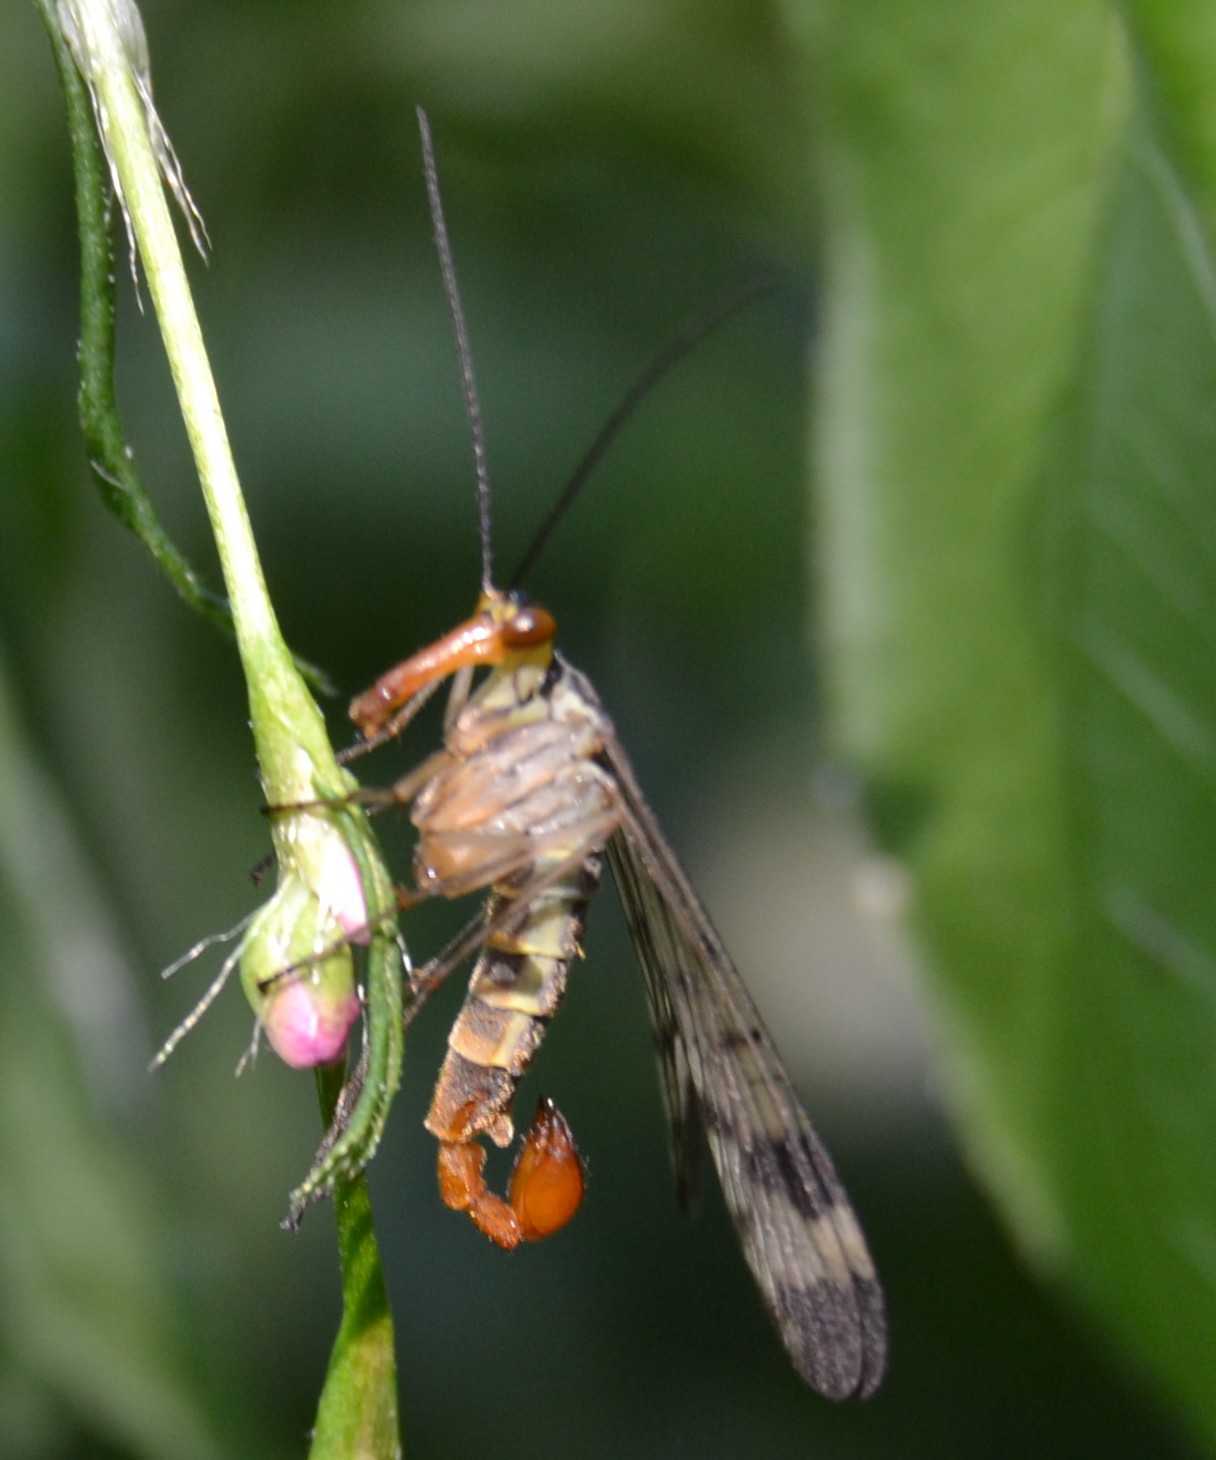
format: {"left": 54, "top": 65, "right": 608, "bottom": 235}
{"left": 284, "top": 793, "right": 405, "bottom": 1228}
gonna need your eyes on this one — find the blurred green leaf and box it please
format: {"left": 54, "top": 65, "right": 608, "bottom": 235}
{"left": 804, "top": 0, "right": 1216, "bottom": 1443}
{"left": 0, "top": 651, "right": 221, "bottom": 1460}
{"left": 1122, "top": 0, "right": 1216, "bottom": 229}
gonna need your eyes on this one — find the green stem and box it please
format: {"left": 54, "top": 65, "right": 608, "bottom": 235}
{"left": 37, "top": 0, "right": 333, "bottom": 695}
{"left": 52, "top": 0, "right": 325, "bottom": 803}
{"left": 308, "top": 1063, "right": 402, "bottom": 1460}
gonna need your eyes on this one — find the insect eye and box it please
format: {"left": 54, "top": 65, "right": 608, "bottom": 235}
{"left": 502, "top": 604, "right": 556, "bottom": 648}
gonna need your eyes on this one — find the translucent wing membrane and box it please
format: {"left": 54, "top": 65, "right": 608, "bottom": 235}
{"left": 622, "top": 870, "right": 706, "bottom": 1211}
{"left": 586, "top": 677, "right": 886, "bottom": 1399}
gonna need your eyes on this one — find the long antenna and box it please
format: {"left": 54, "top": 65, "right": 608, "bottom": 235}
{"left": 508, "top": 274, "right": 779, "bottom": 589}
{"left": 417, "top": 106, "right": 495, "bottom": 593}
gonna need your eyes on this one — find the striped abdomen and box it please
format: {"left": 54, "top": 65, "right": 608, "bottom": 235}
{"left": 425, "top": 856, "right": 602, "bottom": 1149}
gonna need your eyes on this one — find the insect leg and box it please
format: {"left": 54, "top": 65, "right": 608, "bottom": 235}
{"left": 443, "top": 663, "right": 475, "bottom": 734}
{"left": 402, "top": 907, "right": 490, "bottom": 1029}
{"left": 408, "top": 808, "right": 621, "bottom": 1009}
{"left": 258, "top": 811, "right": 608, "bottom": 1008}
{"left": 336, "top": 677, "right": 445, "bottom": 765}
{"left": 261, "top": 747, "right": 452, "bottom": 820}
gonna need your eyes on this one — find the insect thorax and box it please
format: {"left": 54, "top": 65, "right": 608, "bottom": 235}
{"left": 411, "top": 659, "right": 616, "bottom": 897}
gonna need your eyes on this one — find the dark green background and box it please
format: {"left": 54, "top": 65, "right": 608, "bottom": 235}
{"left": 1, "top": 2, "right": 1207, "bottom": 1457}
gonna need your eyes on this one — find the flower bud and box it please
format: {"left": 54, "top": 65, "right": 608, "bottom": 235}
{"left": 240, "top": 872, "right": 360, "bottom": 1069}
{"left": 314, "top": 827, "right": 371, "bottom": 944}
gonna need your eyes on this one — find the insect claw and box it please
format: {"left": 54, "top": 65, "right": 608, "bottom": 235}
{"left": 508, "top": 1097, "right": 585, "bottom": 1242}
{"left": 436, "top": 1140, "right": 523, "bottom": 1249}
{"left": 434, "top": 1099, "right": 585, "bottom": 1250}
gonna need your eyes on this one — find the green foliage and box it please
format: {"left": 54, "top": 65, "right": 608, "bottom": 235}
{"left": 807, "top": 0, "right": 1216, "bottom": 1442}
{"left": 0, "top": 659, "right": 221, "bottom": 1460}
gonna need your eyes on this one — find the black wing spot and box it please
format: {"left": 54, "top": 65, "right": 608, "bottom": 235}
{"left": 739, "top": 1139, "right": 820, "bottom": 1221}
{"left": 718, "top": 1026, "right": 762, "bottom": 1054}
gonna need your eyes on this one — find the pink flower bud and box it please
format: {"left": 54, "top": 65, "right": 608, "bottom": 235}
{"left": 261, "top": 978, "right": 361, "bottom": 1069}
{"left": 240, "top": 875, "right": 361, "bottom": 1069}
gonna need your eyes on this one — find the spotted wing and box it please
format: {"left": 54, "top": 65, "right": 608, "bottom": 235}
{"left": 594, "top": 717, "right": 886, "bottom": 1399}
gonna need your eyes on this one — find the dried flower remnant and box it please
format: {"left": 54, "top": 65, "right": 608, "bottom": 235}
{"left": 57, "top": 0, "right": 208, "bottom": 287}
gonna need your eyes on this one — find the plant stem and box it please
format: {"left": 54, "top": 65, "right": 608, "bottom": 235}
{"left": 57, "top": 0, "right": 328, "bottom": 801}
{"left": 308, "top": 1060, "right": 403, "bottom": 1460}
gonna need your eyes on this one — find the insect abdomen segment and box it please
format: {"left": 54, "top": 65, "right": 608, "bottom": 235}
{"left": 425, "top": 869, "right": 600, "bottom": 1150}
{"left": 424, "top": 869, "right": 600, "bottom": 1248}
